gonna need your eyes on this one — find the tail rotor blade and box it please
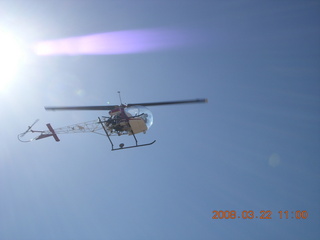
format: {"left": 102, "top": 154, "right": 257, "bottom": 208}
{"left": 20, "top": 119, "right": 39, "bottom": 137}
{"left": 30, "top": 119, "right": 39, "bottom": 128}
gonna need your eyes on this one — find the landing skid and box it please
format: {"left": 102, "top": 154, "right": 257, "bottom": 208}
{"left": 98, "top": 117, "right": 156, "bottom": 151}
{"left": 112, "top": 140, "right": 156, "bottom": 151}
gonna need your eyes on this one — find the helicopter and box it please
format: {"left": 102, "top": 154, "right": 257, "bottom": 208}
{"left": 18, "top": 94, "right": 207, "bottom": 151}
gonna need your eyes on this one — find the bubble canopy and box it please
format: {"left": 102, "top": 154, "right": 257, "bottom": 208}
{"left": 125, "top": 105, "right": 153, "bottom": 129}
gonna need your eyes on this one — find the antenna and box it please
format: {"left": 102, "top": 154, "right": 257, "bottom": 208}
{"left": 117, "top": 91, "right": 123, "bottom": 105}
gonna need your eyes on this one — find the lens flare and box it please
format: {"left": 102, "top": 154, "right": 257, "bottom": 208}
{"left": 0, "top": 29, "right": 23, "bottom": 91}
{"left": 34, "top": 29, "right": 191, "bottom": 56}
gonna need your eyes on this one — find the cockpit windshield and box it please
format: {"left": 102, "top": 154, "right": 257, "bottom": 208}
{"left": 125, "top": 106, "right": 153, "bottom": 129}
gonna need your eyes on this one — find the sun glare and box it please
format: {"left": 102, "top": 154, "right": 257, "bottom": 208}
{"left": 0, "top": 29, "right": 23, "bottom": 91}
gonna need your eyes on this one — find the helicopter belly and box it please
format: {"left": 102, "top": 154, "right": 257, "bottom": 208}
{"left": 129, "top": 118, "right": 147, "bottom": 135}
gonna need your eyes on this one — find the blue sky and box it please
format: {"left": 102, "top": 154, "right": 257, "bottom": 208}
{"left": 0, "top": 1, "right": 319, "bottom": 239}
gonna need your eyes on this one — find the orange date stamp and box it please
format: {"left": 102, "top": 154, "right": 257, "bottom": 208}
{"left": 211, "top": 210, "right": 308, "bottom": 220}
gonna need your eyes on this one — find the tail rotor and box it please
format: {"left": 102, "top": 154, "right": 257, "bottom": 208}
{"left": 18, "top": 119, "right": 40, "bottom": 142}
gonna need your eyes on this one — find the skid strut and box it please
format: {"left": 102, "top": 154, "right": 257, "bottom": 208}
{"left": 98, "top": 117, "right": 155, "bottom": 151}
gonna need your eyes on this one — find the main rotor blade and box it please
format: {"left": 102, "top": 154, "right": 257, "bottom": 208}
{"left": 44, "top": 99, "right": 208, "bottom": 111}
{"left": 127, "top": 98, "right": 208, "bottom": 107}
{"left": 45, "top": 105, "right": 118, "bottom": 111}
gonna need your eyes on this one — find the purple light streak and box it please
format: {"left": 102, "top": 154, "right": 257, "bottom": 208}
{"left": 34, "top": 29, "right": 192, "bottom": 55}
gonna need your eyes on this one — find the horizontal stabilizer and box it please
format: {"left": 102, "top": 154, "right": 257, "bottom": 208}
{"left": 46, "top": 124, "right": 60, "bottom": 142}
